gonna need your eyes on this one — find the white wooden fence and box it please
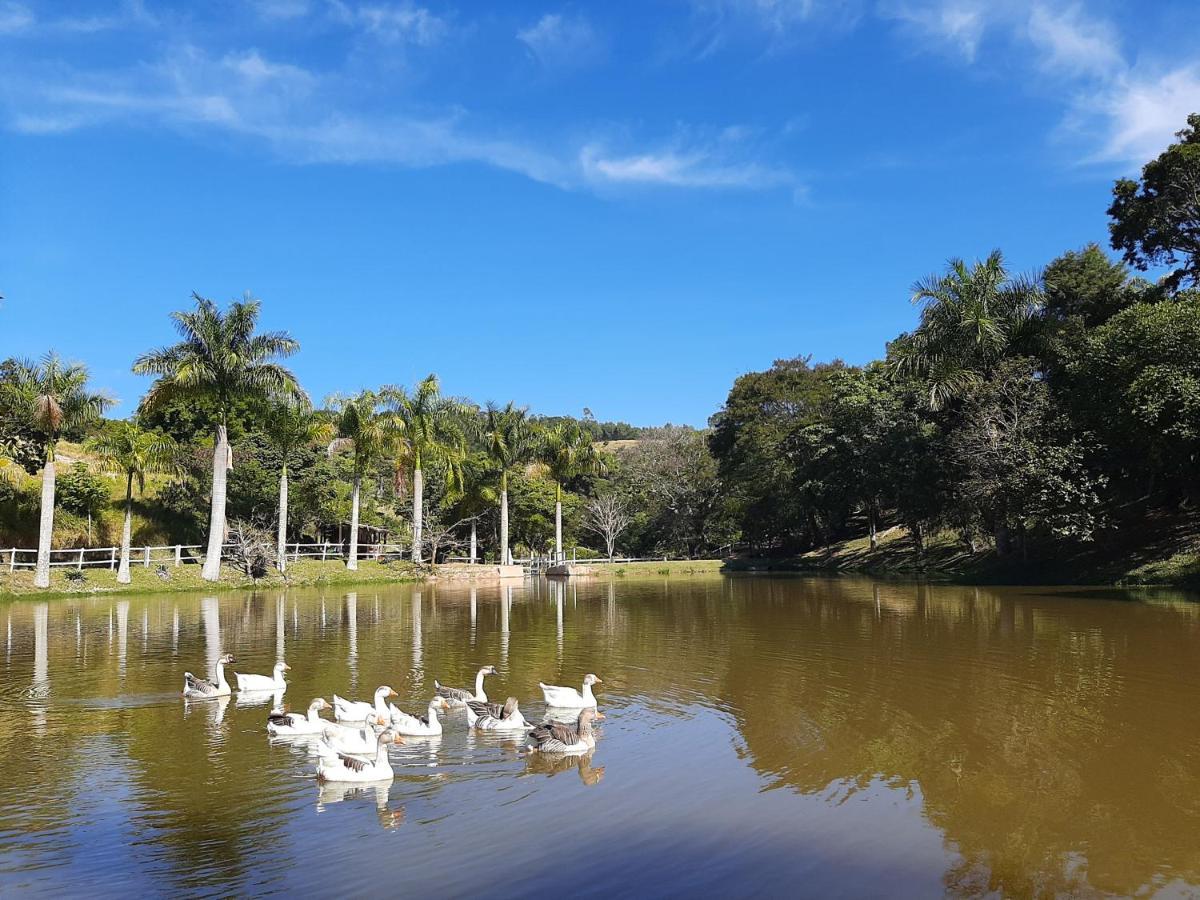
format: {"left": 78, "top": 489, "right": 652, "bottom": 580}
{"left": 2, "top": 542, "right": 406, "bottom": 573}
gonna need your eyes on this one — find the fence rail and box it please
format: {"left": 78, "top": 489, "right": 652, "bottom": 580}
{"left": 2, "top": 541, "right": 407, "bottom": 572}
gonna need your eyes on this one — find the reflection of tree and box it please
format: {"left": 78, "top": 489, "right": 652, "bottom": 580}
{"left": 719, "top": 577, "right": 1200, "bottom": 897}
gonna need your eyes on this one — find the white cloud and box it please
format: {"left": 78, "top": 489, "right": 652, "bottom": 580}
{"left": 0, "top": 1, "right": 33, "bottom": 34}
{"left": 4, "top": 44, "right": 792, "bottom": 195}
{"left": 580, "top": 143, "right": 792, "bottom": 190}
{"left": 880, "top": 0, "right": 990, "bottom": 61}
{"left": 341, "top": 2, "right": 447, "bottom": 45}
{"left": 1085, "top": 65, "right": 1200, "bottom": 164}
{"left": 517, "top": 13, "right": 600, "bottom": 69}
{"left": 1027, "top": 4, "right": 1122, "bottom": 78}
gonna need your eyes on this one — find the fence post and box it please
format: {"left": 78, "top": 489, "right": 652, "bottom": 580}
{"left": 9, "top": 548, "right": 16, "bottom": 573}
{"left": 321, "top": 541, "right": 328, "bottom": 562}
{"left": 175, "top": 545, "right": 182, "bottom": 567}
{"left": 78, "top": 547, "right": 85, "bottom": 571}
{"left": 144, "top": 546, "right": 151, "bottom": 568}
{"left": 110, "top": 546, "right": 116, "bottom": 570}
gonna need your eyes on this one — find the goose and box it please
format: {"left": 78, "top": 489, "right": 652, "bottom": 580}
{"left": 466, "top": 696, "right": 531, "bottom": 731}
{"left": 266, "top": 698, "right": 331, "bottom": 737}
{"left": 183, "top": 653, "right": 235, "bottom": 699}
{"left": 235, "top": 661, "right": 290, "bottom": 693}
{"left": 389, "top": 697, "right": 449, "bottom": 736}
{"left": 318, "top": 721, "right": 385, "bottom": 759}
{"left": 333, "top": 686, "right": 398, "bottom": 724}
{"left": 317, "top": 728, "right": 397, "bottom": 783}
{"left": 539, "top": 674, "right": 602, "bottom": 709}
{"left": 526, "top": 708, "right": 600, "bottom": 754}
{"left": 435, "top": 665, "right": 497, "bottom": 707}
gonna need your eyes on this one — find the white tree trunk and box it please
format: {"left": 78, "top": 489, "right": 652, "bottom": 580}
{"left": 347, "top": 473, "right": 361, "bottom": 571}
{"left": 555, "top": 495, "right": 563, "bottom": 563}
{"left": 277, "top": 466, "right": 288, "bottom": 573}
{"left": 500, "top": 486, "right": 510, "bottom": 566}
{"left": 118, "top": 476, "right": 133, "bottom": 584}
{"left": 34, "top": 457, "right": 56, "bottom": 588}
{"left": 469, "top": 520, "right": 477, "bottom": 564}
{"left": 411, "top": 466, "right": 423, "bottom": 564}
{"left": 201, "top": 424, "right": 230, "bottom": 582}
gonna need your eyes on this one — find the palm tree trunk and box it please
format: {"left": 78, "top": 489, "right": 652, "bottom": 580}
{"left": 469, "top": 519, "right": 477, "bottom": 564}
{"left": 277, "top": 464, "right": 288, "bottom": 574}
{"left": 347, "top": 473, "right": 361, "bottom": 571}
{"left": 34, "top": 455, "right": 56, "bottom": 589}
{"left": 118, "top": 474, "right": 133, "bottom": 584}
{"left": 201, "top": 424, "right": 230, "bottom": 581}
{"left": 411, "top": 466, "right": 423, "bottom": 564}
{"left": 554, "top": 483, "right": 563, "bottom": 563}
{"left": 499, "top": 472, "right": 510, "bottom": 566}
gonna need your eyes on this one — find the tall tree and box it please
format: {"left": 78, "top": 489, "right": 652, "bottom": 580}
{"left": 887, "top": 251, "right": 1043, "bottom": 410}
{"left": 453, "top": 452, "right": 497, "bottom": 563}
{"left": 539, "top": 422, "right": 604, "bottom": 562}
{"left": 480, "top": 402, "right": 535, "bottom": 565}
{"left": 134, "top": 294, "right": 299, "bottom": 581}
{"left": 385, "top": 374, "right": 466, "bottom": 564}
{"left": 262, "top": 398, "right": 333, "bottom": 572}
{"left": 1, "top": 354, "right": 111, "bottom": 587}
{"left": 328, "top": 390, "right": 395, "bottom": 571}
{"left": 1109, "top": 113, "right": 1200, "bottom": 291}
{"left": 88, "top": 421, "right": 178, "bottom": 583}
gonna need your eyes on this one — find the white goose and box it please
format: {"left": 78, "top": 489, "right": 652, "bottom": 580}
{"left": 333, "top": 685, "right": 397, "bottom": 724}
{"left": 539, "top": 674, "right": 602, "bottom": 709}
{"left": 183, "top": 653, "right": 235, "bottom": 699}
{"left": 317, "top": 728, "right": 397, "bottom": 783}
{"left": 389, "top": 698, "right": 449, "bottom": 736}
{"left": 526, "top": 708, "right": 600, "bottom": 755}
{"left": 434, "top": 665, "right": 497, "bottom": 708}
{"left": 236, "top": 661, "right": 290, "bottom": 693}
{"left": 318, "top": 721, "right": 385, "bottom": 759}
{"left": 267, "top": 698, "right": 331, "bottom": 736}
{"left": 466, "top": 696, "right": 531, "bottom": 731}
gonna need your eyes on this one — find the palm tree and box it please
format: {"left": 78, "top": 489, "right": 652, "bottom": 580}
{"left": 480, "top": 402, "right": 536, "bottom": 566}
{"left": 88, "top": 421, "right": 178, "bottom": 584}
{"left": 888, "top": 250, "right": 1043, "bottom": 410}
{"left": 539, "top": 423, "right": 605, "bottom": 562}
{"left": 385, "top": 374, "right": 466, "bottom": 564}
{"left": 328, "top": 390, "right": 396, "bottom": 571}
{"left": 133, "top": 294, "right": 299, "bottom": 581}
{"left": 262, "top": 399, "right": 333, "bottom": 573}
{"left": 453, "top": 452, "right": 498, "bottom": 563}
{"left": 1, "top": 353, "right": 111, "bottom": 587}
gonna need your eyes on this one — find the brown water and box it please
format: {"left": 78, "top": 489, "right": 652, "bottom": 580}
{"left": 1, "top": 576, "right": 1199, "bottom": 898}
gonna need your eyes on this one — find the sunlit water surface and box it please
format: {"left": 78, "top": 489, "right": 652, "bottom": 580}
{"left": 1, "top": 576, "right": 1199, "bottom": 898}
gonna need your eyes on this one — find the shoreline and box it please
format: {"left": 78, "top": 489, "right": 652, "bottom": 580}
{"left": 0, "top": 558, "right": 727, "bottom": 600}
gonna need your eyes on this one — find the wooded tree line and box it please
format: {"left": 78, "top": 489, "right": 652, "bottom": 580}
{"left": 709, "top": 114, "right": 1200, "bottom": 561}
{"left": 2, "top": 113, "right": 1198, "bottom": 582}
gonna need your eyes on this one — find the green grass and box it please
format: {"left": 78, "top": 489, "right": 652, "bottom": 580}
{"left": 576, "top": 559, "right": 724, "bottom": 577}
{"left": 0, "top": 558, "right": 428, "bottom": 600}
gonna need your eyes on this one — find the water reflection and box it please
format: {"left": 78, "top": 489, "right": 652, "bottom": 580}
{"left": 1, "top": 577, "right": 1199, "bottom": 898}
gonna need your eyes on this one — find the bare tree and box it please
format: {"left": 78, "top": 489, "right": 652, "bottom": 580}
{"left": 583, "top": 494, "right": 632, "bottom": 561}
{"left": 422, "top": 510, "right": 479, "bottom": 565}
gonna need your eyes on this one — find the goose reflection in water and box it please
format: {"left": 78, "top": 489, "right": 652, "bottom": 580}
{"left": 315, "top": 781, "right": 405, "bottom": 829}
{"left": 184, "top": 693, "right": 231, "bottom": 733}
{"left": 524, "top": 750, "right": 605, "bottom": 787}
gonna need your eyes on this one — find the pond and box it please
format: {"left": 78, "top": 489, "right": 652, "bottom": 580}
{"left": 1, "top": 576, "right": 1199, "bottom": 897}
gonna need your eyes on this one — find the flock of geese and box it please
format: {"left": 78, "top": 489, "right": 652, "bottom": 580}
{"left": 183, "top": 655, "right": 604, "bottom": 782}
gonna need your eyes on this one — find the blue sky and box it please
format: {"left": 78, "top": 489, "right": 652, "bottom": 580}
{"left": 1, "top": 0, "right": 1197, "bottom": 426}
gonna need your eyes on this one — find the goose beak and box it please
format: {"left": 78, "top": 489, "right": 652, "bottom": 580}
{"left": 594, "top": 677, "right": 603, "bottom": 683}
{"left": 388, "top": 689, "right": 399, "bottom": 698}
{"left": 282, "top": 664, "right": 291, "bottom": 672}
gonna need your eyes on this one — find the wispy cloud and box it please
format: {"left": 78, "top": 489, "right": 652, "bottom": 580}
{"left": 3, "top": 42, "right": 792, "bottom": 195}
{"left": 880, "top": 0, "right": 988, "bottom": 61}
{"left": 0, "top": 1, "right": 33, "bottom": 34}
{"left": 1083, "top": 65, "right": 1200, "bottom": 164}
{"left": 517, "top": 13, "right": 601, "bottom": 69}
{"left": 329, "top": 1, "right": 448, "bottom": 45}
{"left": 1027, "top": 3, "right": 1122, "bottom": 78}
{"left": 680, "top": 0, "right": 860, "bottom": 58}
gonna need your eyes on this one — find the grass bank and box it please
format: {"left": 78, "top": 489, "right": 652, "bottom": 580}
{"left": 574, "top": 559, "right": 725, "bottom": 577}
{"left": 0, "top": 558, "right": 428, "bottom": 600}
{"left": 722, "top": 517, "right": 1200, "bottom": 588}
